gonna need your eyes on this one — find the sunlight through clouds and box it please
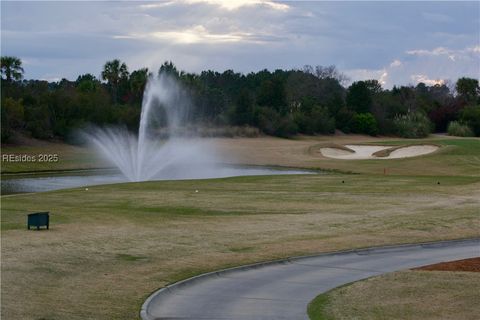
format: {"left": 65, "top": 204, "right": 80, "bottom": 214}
{"left": 114, "top": 26, "right": 265, "bottom": 44}
{"left": 150, "top": 26, "right": 254, "bottom": 44}
{"left": 182, "top": 0, "right": 289, "bottom": 11}
{"left": 139, "top": 0, "right": 290, "bottom": 11}
{"left": 1, "top": 1, "right": 478, "bottom": 85}
{"left": 410, "top": 74, "right": 445, "bottom": 86}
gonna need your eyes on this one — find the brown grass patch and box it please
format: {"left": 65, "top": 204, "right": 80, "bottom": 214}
{"left": 414, "top": 257, "right": 480, "bottom": 272}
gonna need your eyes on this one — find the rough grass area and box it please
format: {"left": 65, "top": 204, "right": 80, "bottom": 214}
{"left": 308, "top": 271, "right": 480, "bottom": 320}
{"left": 218, "top": 136, "right": 480, "bottom": 176}
{"left": 2, "top": 173, "right": 479, "bottom": 320}
{"left": 1, "top": 143, "right": 103, "bottom": 173}
{"left": 2, "top": 136, "right": 479, "bottom": 319}
{"left": 3, "top": 136, "right": 480, "bottom": 176}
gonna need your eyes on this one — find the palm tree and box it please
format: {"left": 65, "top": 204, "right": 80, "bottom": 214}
{"left": 129, "top": 68, "right": 149, "bottom": 102}
{"left": 101, "top": 59, "right": 129, "bottom": 103}
{"left": 1, "top": 56, "right": 24, "bottom": 82}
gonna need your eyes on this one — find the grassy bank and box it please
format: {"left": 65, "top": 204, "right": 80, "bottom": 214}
{"left": 2, "top": 173, "right": 479, "bottom": 319}
{"left": 308, "top": 271, "right": 480, "bottom": 320}
{"left": 2, "top": 135, "right": 480, "bottom": 176}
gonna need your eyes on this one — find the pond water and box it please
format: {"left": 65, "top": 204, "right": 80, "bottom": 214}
{"left": 1, "top": 166, "right": 315, "bottom": 195}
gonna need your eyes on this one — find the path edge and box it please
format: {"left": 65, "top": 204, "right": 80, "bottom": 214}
{"left": 140, "top": 237, "right": 480, "bottom": 320}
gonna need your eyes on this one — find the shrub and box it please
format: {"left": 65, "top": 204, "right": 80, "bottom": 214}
{"left": 311, "top": 106, "right": 335, "bottom": 134}
{"left": 274, "top": 115, "right": 298, "bottom": 137}
{"left": 26, "top": 120, "right": 51, "bottom": 139}
{"left": 447, "top": 121, "right": 474, "bottom": 137}
{"left": 256, "top": 107, "right": 298, "bottom": 137}
{"left": 294, "top": 105, "right": 335, "bottom": 134}
{"left": 460, "top": 105, "right": 480, "bottom": 136}
{"left": 352, "top": 113, "right": 378, "bottom": 136}
{"left": 256, "top": 107, "right": 281, "bottom": 135}
{"left": 393, "top": 112, "right": 432, "bottom": 138}
{"left": 3, "top": 97, "right": 24, "bottom": 128}
{"left": 194, "top": 125, "right": 261, "bottom": 137}
{"left": 335, "top": 107, "right": 355, "bottom": 133}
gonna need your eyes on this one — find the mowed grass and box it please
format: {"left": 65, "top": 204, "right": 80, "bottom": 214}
{"left": 2, "top": 135, "right": 480, "bottom": 176}
{"left": 217, "top": 136, "right": 480, "bottom": 177}
{"left": 2, "top": 173, "right": 480, "bottom": 319}
{"left": 1, "top": 143, "right": 102, "bottom": 173}
{"left": 1, "top": 136, "right": 480, "bottom": 319}
{"left": 308, "top": 271, "right": 480, "bottom": 320}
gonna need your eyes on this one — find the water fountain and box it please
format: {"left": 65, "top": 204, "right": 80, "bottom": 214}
{"left": 2, "top": 74, "right": 313, "bottom": 195}
{"left": 86, "top": 73, "right": 215, "bottom": 182}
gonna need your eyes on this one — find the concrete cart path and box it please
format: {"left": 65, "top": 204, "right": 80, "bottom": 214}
{"left": 141, "top": 239, "right": 480, "bottom": 320}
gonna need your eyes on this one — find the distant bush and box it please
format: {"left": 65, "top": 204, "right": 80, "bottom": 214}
{"left": 352, "top": 113, "right": 378, "bottom": 136}
{"left": 335, "top": 107, "right": 355, "bottom": 133}
{"left": 26, "top": 120, "right": 52, "bottom": 139}
{"left": 155, "top": 125, "right": 261, "bottom": 138}
{"left": 447, "top": 121, "right": 474, "bottom": 137}
{"left": 199, "top": 126, "right": 261, "bottom": 137}
{"left": 254, "top": 107, "right": 295, "bottom": 137}
{"left": 275, "top": 115, "right": 299, "bottom": 137}
{"left": 294, "top": 105, "right": 335, "bottom": 134}
{"left": 256, "top": 107, "right": 281, "bottom": 136}
{"left": 460, "top": 105, "right": 480, "bottom": 136}
{"left": 310, "top": 106, "right": 335, "bottom": 134}
{"left": 393, "top": 112, "right": 432, "bottom": 138}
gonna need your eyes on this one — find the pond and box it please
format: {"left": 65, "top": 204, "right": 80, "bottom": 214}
{"left": 1, "top": 166, "right": 315, "bottom": 195}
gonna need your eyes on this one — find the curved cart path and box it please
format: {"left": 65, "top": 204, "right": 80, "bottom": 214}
{"left": 141, "top": 239, "right": 479, "bottom": 320}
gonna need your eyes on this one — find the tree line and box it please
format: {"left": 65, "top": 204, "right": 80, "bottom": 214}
{"left": 1, "top": 56, "right": 479, "bottom": 143}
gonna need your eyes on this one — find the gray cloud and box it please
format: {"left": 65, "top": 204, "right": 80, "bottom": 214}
{"left": 1, "top": 1, "right": 478, "bottom": 87}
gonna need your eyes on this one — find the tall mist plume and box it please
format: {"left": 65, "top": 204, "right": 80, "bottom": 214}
{"left": 84, "top": 73, "right": 218, "bottom": 182}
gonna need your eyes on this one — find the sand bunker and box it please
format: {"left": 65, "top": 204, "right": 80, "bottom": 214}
{"left": 386, "top": 145, "right": 438, "bottom": 159}
{"left": 320, "top": 144, "right": 438, "bottom": 160}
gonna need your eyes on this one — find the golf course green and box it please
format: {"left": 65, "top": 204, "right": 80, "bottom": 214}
{"left": 2, "top": 136, "right": 479, "bottom": 319}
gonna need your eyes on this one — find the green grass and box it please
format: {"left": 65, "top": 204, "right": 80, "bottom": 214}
{"left": 308, "top": 293, "right": 333, "bottom": 320}
{"left": 2, "top": 173, "right": 479, "bottom": 319}
{"left": 1, "top": 136, "right": 479, "bottom": 319}
{"left": 2, "top": 174, "right": 478, "bottom": 231}
{"left": 116, "top": 254, "right": 148, "bottom": 262}
{"left": 311, "top": 138, "right": 480, "bottom": 177}
{"left": 3, "top": 136, "right": 480, "bottom": 176}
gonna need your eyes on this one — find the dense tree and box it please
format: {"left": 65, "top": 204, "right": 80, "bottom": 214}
{"left": 159, "top": 61, "right": 180, "bottom": 78}
{"left": 1, "top": 56, "right": 24, "bottom": 82}
{"left": 101, "top": 59, "right": 129, "bottom": 103}
{"left": 364, "top": 80, "right": 382, "bottom": 94}
{"left": 232, "top": 89, "right": 255, "bottom": 126}
{"left": 257, "top": 72, "right": 288, "bottom": 114}
{"left": 456, "top": 77, "right": 479, "bottom": 103}
{"left": 346, "top": 81, "right": 372, "bottom": 113}
{"left": 76, "top": 74, "right": 100, "bottom": 93}
{"left": 392, "top": 85, "right": 417, "bottom": 112}
{"left": 129, "top": 68, "right": 149, "bottom": 103}
{"left": 2, "top": 56, "right": 479, "bottom": 142}
{"left": 461, "top": 106, "right": 480, "bottom": 136}
{"left": 1, "top": 98, "right": 25, "bottom": 142}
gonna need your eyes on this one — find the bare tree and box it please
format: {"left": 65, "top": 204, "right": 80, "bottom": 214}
{"left": 302, "top": 64, "right": 349, "bottom": 86}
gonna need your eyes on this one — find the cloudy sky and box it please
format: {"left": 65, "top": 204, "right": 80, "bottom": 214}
{"left": 1, "top": 0, "right": 479, "bottom": 88}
